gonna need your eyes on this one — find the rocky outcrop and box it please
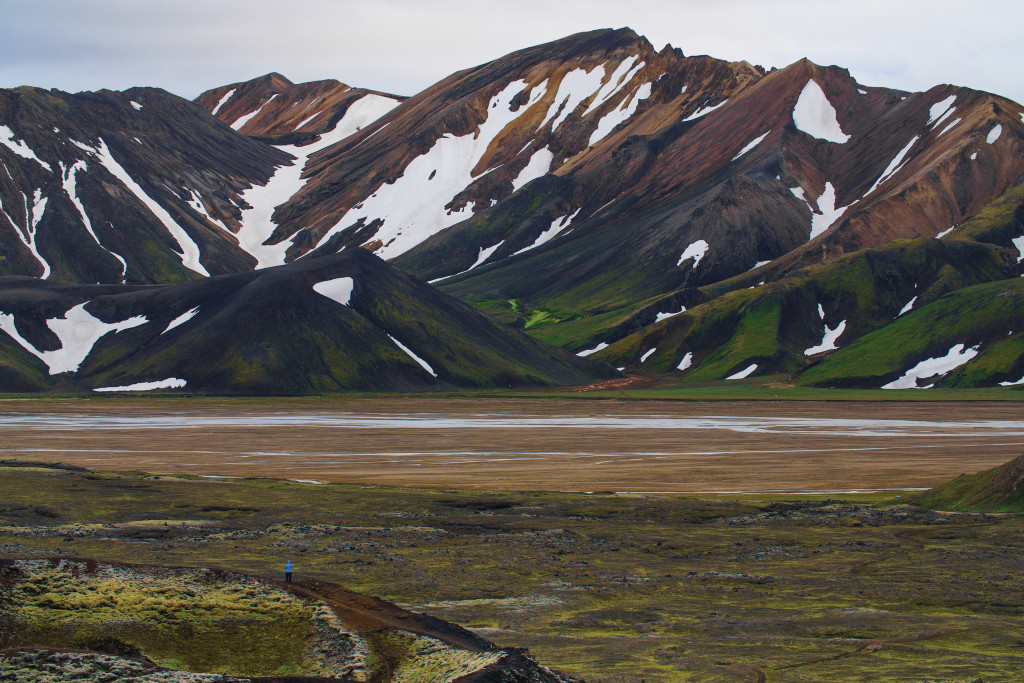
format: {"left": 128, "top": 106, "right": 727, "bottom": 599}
{"left": 0, "top": 558, "right": 580, "bottom": 682}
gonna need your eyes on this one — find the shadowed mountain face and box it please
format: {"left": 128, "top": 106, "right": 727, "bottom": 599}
{"left": 0, "top": 27, "right": 1022, "bottom": 392}
{"left": 0, "top": 249, "right": 616, "bottom": 394}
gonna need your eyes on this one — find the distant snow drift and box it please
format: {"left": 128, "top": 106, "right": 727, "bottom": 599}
{"left": 882, "top": 343, "right": 980, "bottom": 389}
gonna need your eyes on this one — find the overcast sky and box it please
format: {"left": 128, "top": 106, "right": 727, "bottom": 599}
{"left": 2, "top": 0, "right": 1021, "bottom": 105}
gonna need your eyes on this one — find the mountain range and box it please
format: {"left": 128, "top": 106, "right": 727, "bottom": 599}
{"left": 0, "top": 27, "right": 1021, "bottom": 393}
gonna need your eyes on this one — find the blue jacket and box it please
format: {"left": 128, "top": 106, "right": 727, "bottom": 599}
{"left": 285, "top": 560, "right": 293, "bottom": 572}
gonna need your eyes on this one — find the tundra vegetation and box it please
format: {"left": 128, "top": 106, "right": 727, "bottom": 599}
{"left": 1, "top": 461, "right": 1022, "bottom": 681}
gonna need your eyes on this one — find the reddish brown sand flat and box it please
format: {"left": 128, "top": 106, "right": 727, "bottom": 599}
{"left": 1, "top": 398, "right": 1022, "bottom": 493}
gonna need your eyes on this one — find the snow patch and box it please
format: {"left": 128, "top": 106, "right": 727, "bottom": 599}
{"left": 511, "top": 148, "right": 554, "bottom": 191}
{"left": 294, "top": 110, "right": 323, "bottom": 131}
{"left": 898, "top": 296, "right": 917, "bottom": 316}
{"left": 469, "top": 240, "right": 505, "bottom": 270}
{"left": 237, "top": 94, "right": 401, "bottom": 268}
{"left": 312, "top": 276, "right": 355, "bottom": 306}
{"left": 130, "top": 101, "right": 142, "bottom": 110}
{"left": 750, "top": 260, "right": 771, "bottom": 271}
{"left": 0, "top": 188, "right": 50, "bottom": 278}
{"left": 1011, "top": 235, "right": 1024, "bottom": 263}
{"left": 655, "top": 306, "right": 686, "bottom": 323}
{"left": 817, "top": 303, "right": 825, "bottom": 319}
{"left": 211, "top": 88, "right": 236, "bottom": 116}
{"left": 866, "top": 136, "right": 919, "bottom": 196}
{"left": 986, "top": 124, "right": 1003, "bottom": 144}
{"left": 677, "top": 239, "right": 709, "bottom": 268}
{"left": 316, "top": 81, "right": 544, "bottom": 261}
{"left": 577, "top": 342, "right": 608, "bottom": 357}
{"left": 640, "top": 348, "right": 657, "bottom": 363}
{"left": 792, "top": 80, "right": 850, "bottom": 143}
{"left": 83, "top": 138, "right": 209, "bottom": 276}
{"left": 541, "top": 67, "right": 608, "bottom": 131}
{"left": 588, "top": 81, "right": 652, "bottom": 146}
{"left": 936, "top": 225, "right": 956, "bottom": 239}
{"left": 999, "top": 375, "right": 1024, "bottom": 387}
{"left": 926, "top": 96, "right": 956, "bottom": 125}
{"left": 683, "top": 100, "right": 726, "bottom": 121}
{"left": 882, "top": 344, "right": 980, "bottom": 389}
{"left": 61, "top": 160, "right": 128, "bottom": 281}
{"left": 0, "top": 304, "right": 147, "bottom": 375}
{"left": 857, "top": 89, "right": 867, "bottom": 95}
{"left": 725, "top": 364, "right": 758, "bottom": 380}
{"left": 970, "top": 152, "right": 978, "bottom": 160}
{"left": 0, "top": 125, "right": 51, "bottom": 172}
{"left": 582, "top": 57, "right": 644, "bottom": 117}
{"left": 935, "top": 117, "right": 961, "bottom": 137}
{"left": 676, "top": 352, "right": 693, "bottom": 371}
{"left": 94, "top": 378, "right": 186, "bottom": 392}
{"left": 792, "top": 182, "right": 849, "bottom": 240}
{"left": 804, "top": 320, "right": 846, "bottom": 355}
{"left": 388, "top": 335, "right": 436, "bottom": 377}
{"left": 162, "top": 307, "right": 199, "bottom": 334}
{"left": 731, "top": 131, "right": 770, "bottom": 161}
{"left": 231, "top": 94, "right": 278, "bottom": 131}
{"left": 512, "top": 208, "right": 581, "bottom": 256}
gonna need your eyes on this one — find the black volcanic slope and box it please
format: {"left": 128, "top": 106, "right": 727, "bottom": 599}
{"left": 0, "top": 249, "right": 616, "bottom": 394}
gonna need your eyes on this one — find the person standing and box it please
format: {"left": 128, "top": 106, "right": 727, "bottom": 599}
{"left": 285, "top": 559, "right": 293, "bottom": 583}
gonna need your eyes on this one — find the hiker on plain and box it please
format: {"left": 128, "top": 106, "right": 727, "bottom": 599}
{"left": 285, "top": 559, "right": 293, "bottom": 583}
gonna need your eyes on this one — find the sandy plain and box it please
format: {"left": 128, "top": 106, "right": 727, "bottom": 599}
{"left": 2, "top": 397, "right": 1022, "bottom": 493}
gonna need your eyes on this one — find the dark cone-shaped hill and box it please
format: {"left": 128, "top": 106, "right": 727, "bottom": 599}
{"left": 909, "top": 454, "right": 1024, "bottom": 513}
{"left": 0, "top": 249, "right": 616, "bottom": 394}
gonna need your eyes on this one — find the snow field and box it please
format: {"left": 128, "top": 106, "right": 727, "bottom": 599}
{"left": 725, "top": 364, "right": 758, "bottom": 380}
{"left": 0, "top": 125, "right": 52, "bottom": 172}
{"left": 987, "top": 124, "right": 1003, "bottom": 144}
{"left": 312, "top": 276, "right": 355, "bottom": 306}
{"left": 0, "top": 304, "right": 147, "bottom": 375}
{"left": 676, "top": 352, "right": 693, "bottom": 371}
{"left": 881, "top": 343, "right": 980, "bottom": 389}
{"left": 677, "top": 240, "right": 709, "bottom": 268}
{"left": 315, "top": 81, "right": 545, "bottom": 261}
{"left": 94, "top": 378, "right": 186, "bottom": 392}
{"left": 162, "top": 307, "right": 200, "bottom": 334}
{"left": 731, "top": 131, "right": 771, "bottom": 161}
{"left": 792, "top": 80, "right": 850, "bottom": 143}
{"left": 236, "top": 94, "right": 401, "bottom": 268}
